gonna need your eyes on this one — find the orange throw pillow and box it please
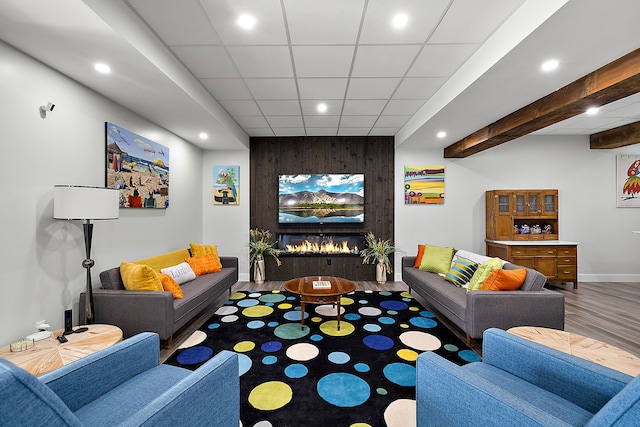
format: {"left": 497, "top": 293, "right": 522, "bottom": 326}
{"left": 185, "top": 253, "right": 222, "bottom": 276}
{"left": 481, "top": 268, "right": 527, "bottom": 291}
{"left": 157, "top": 273, "right": 183, "bottom": 299}
{"left": 413, "top": 244, "right": 426, "bottom": 268}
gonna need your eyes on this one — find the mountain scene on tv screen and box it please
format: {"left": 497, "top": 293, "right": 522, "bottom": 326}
{"left": 279, "top": 174, "right": 364, "bottom": 223}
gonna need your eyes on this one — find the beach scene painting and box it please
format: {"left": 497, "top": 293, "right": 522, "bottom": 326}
{"left": 105, "top": 122, "right": 169, "bottom": 209}
{"left": 213, "top": 165, "right": 239, "bottom": 205}
{"left": 404, "top": 164, "right": 445, "bottom": 204}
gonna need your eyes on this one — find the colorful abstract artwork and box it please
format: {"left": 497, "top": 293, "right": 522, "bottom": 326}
{"left": 404, "top": 164, "right": 445, "bottom": 204}
{"left": 617, "top": 154, "right": 640, "bottom": 207}
{"left": 213, "top": 165, "right": 239, "bottom": 205}
{"left": 105, "top": 122, "right": 169, "bottom": 209}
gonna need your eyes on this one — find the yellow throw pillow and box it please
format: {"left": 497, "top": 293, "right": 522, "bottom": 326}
{"left": 190, "top": 243, "right": 219, "bottom": 258}
{"left": 185, "top": 253, "right": 222, "bottom": 276}
{"left": 467, "top": 258, "right": 503, "bottom": 292}
{"left": 120, "top": 262, "right": 163, "bottom": 291}
{"left": 157, "top": 273, "right": 184, "bottom": 299}
{"left": 419, "top": 244, "right": 455, "bottom": 274}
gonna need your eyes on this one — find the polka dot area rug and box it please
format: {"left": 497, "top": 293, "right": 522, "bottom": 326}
{"left": 165, "top": 290, "right": 481, "bottom": 427}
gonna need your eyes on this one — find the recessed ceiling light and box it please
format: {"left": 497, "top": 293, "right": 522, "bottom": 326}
{"left": 317, "top": 103, "right": 328, "bottom": 113}
{"left": 199, "top": 132, "right": 209, "bottom": 140}
{"left": 94, "top": 63, "right": 111, "bottom": 74}
{"left": 436, "top": 131, "right": 447, "bottom": 139}
{"left": 392, "top": 13, "right": 408, "bottom": 28}
{"left": 541, "top": 59, "right": 559, "bottom": 72}
{"left": 586, "top": 107, "right": 599, "bottom": 115}
{"left": 237, "top": 14, "right": 256, "bottom": 29}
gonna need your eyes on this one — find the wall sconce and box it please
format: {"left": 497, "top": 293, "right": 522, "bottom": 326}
{"left": 40, "top": 102, "right": 55, "bottom": 118}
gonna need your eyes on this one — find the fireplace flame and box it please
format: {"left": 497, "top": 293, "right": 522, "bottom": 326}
{"left": 285, "top": 239, "right": 358, "bottom": 254}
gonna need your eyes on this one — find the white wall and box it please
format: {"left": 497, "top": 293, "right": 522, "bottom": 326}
{"left": 0, "top": 40, "right": 207, "bottom": 345}
{"left": 201, "top": 150, "right": 250, "bottom": 281}
{"left": 394, "top": 136, "right": 640, "bottom": 282}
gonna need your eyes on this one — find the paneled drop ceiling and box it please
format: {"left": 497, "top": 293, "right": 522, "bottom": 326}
{"left": 0, "top": 0, "right": 639, "bottom": 152}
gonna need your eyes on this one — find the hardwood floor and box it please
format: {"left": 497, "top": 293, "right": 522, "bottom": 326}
{"left": 160, "top": 280, "right": 640, "bottom": 362}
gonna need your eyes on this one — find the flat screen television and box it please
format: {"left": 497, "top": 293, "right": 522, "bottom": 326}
{"left": 278, "top": 174, "right": 364, "bottom": 224}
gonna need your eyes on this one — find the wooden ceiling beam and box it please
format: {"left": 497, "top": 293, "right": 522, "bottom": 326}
{"left": 590, "top": 120, "right": 640, "bottom": 149}
{"left": 444, "top": 47, "right": 640, "bottom": 158}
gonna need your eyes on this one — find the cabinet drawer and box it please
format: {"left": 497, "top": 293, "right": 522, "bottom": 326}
{"left": 558, "top": 256, "right": 577, "bottom": 266}
{"left": 557, "top": 266, "right": 577, "bottom": 280}
{"left": 510, "top": 247, "right": 556, "bottom": 256}
{"left": 557, "top": 247, "right": 577, "bottom": 256}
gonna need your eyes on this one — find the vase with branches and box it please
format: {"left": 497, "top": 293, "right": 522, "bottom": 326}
{"left": 359, "top": 231, "right": 395, "bottom": 284}
{"left": 249, "top": 228, "right": 282, "bottom": 284}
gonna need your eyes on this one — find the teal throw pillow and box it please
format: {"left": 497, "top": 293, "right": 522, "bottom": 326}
{"left": 467, "top": 258, "right": 503, "bottom": 292}
{"left": 419, "top": 244, "right": 455, "bottom": 275}
{"left": 444, "top": 257, "right": 478, "bottom": 287}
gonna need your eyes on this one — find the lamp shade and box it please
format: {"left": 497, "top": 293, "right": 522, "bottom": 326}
{"left": 54, "top": 186, "right": 119, "bottom": 220}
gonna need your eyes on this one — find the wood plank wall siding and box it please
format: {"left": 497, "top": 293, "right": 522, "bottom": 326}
{"left": 250, "top": 136, "right": 395, "bottom": 281}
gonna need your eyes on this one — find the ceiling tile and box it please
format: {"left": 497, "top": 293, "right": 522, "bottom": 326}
{"left": 340, "top": 116, "right": 379, "bottom": 127}
{"left": 266, "top": 116, "right": 304, "bottom": 127}
{"left": 304, "top": 115, "right": 340, "bottom": 127}
{"left": 300, "top": 100, "right": 344, "bottom": 116}
{"left": 227, "top": 46, "right": 294, "bottom": 78}
{"left": 370, "top": 127, "right": 399, "bottom": 135}
{"left": 393, "top": 77, "right": 446, "bottom": 99}
{"left": 245, "top": 78, "right": 298, "bottom": 99}
{"left": 257, "top": 100, "right": 302, "bottom": 115}
{"left": 235, "top": 116, "right": 270, "bottom": 128}
{"left": 359, "top": 0, "right": 450, "bottom": 44}
{"left": 376, "top": 115, "right": 412, "bottom": 127}
{"left": 201, "top": 78, "right": 252, "bottom": 100}
{"left": 199, "top": 0, "right": 287, "bottom": 45}
{"left": 338, "top": 128, "right": 372, "bottom": 135}
{"left": 383, "top": 99, "right": 425, "bottom": 115}
{"left": 430, "top": 0, "right": 525, "bottom": 44}
{"left": 407, "top": 44, "right": 479, "bottom": 77}
{"left": 130, "top": 0, "right": 221, "bottom": 45}
{"left": 219, "top": 100, "right": 262, "bottom": 116}
{"left": 298, "top": 78, "right": 348, "bottom": 99}
{"left": 172, "top": 46, "right": 239, "bottom": 78}
{"left": 245, "top": 128, "right": 275, "bottom": 136}
{"left": 346, "top": 78, "right": 401, "bottom": 99}
{"left": 342, "top": 100, "right": 387, "bottom": 116}
{"left": 306, "top": 128, "right": 338, "bottom": 136}
{"left": 272, "top": 127, "right": 307, "bottom": 136}
{"left": 292, "top": 46, "right": 355, "bottom": 78}
{"left": 284, "top": 0, "right": 365, "bottom": 44}
{"left": 352, "top": 45, "right": 422, "bottom": 77}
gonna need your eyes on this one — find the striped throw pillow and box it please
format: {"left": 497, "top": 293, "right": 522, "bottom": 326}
{"left": 444, "top": 257, "right": 478, "bottom": 287}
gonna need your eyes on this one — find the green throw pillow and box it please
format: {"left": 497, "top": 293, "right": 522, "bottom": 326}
{"left": 467, "top": 258, "right": 503, "bottom": 292}
{"left": 445, "top": 257, "right": 479, "bottom": 287}
{"left": 419, "top": 244, "right": 455, "bottom": 275}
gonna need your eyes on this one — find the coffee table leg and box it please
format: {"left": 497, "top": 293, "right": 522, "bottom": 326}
{"left": 337, "top": 297, "right": 341, "bottom": 331}
{"left": 300, "top": 301, "right": 306, "bottom": 330}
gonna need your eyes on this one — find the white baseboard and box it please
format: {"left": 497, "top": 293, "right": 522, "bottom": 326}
{"left": 578, "top": 274, "right": 640, "bottom": 283}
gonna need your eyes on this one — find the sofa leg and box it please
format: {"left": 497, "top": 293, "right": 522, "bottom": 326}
{"left": 466, "top": 334, "right": 471, "bottom": 348}
{"left": 166, "top": 335, "right": 173, "bottom": 349}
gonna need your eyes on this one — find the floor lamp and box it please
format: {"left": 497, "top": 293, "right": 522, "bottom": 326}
{"left": 54, "top": 186, "right": 119, "bottom": 324}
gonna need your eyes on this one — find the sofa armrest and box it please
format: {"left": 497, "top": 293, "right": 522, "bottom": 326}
{"left": 126, "top": 350, "right": 240, "bottom": 427}
{"left": 40, "top": 333, "right": 161, "bottom": 412}
{"left": 402, "top": 256, "right": 416, "bottom": 268}
{"left": 81, "top": 290, "right": 174, "bottom": 340}
{"left": 219, "top": 256, "right": 238, "bottom": 270}
{"left": 465, "top": 290, "right": 564, "bottom": 339}
{"left": 482, "top": 328, "right": 632, "bottom": 414}
{"left": 416, "top": 351, "right": 570, "bottom": 426}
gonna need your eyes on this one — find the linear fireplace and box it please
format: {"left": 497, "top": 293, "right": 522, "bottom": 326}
{"left": 277, "top": 233, "right": 365, "bottom": 256}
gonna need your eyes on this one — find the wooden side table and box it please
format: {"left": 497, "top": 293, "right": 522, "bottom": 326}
{"left": 508, "top": 326, "right": 640, "bottom": 377}
{"left": 0, "top": 324, "right": 123, "bottom": 376}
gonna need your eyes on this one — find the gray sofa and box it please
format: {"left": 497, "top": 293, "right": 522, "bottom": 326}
{"left": 80, "top": 255, "right": 238, "bottom": 347}
{"left": 402, "top": 253, "right": 564, "bottom": 344}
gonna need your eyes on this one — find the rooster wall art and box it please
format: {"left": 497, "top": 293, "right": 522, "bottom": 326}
{"left": 622, "top": 159, "right": 640, "bottom": 200}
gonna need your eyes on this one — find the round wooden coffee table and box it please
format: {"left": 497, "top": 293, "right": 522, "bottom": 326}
{"left": 508, "top": 326, "right": 640, "bottom": 376}
{"left": 284, "top": 276, "right": 356, "bottom": 331}
{"left": 0, "top": 324, "right": 123, "bottom": 376}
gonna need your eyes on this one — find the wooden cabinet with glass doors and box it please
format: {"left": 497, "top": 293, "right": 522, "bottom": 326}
{"left": 486, "top": 189, "right": 558, "bottom": 241}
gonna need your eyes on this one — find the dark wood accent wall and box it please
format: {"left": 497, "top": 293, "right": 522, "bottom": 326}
{"left": 250, "top": 136, "right": 394, "bottom": 280}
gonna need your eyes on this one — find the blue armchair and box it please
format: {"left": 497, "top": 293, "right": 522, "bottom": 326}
{"left": 417, "top": 328, "right": 639, "bottom": 426}
{"left": 0, "top": 332, "right": 239, "bottom": 426}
